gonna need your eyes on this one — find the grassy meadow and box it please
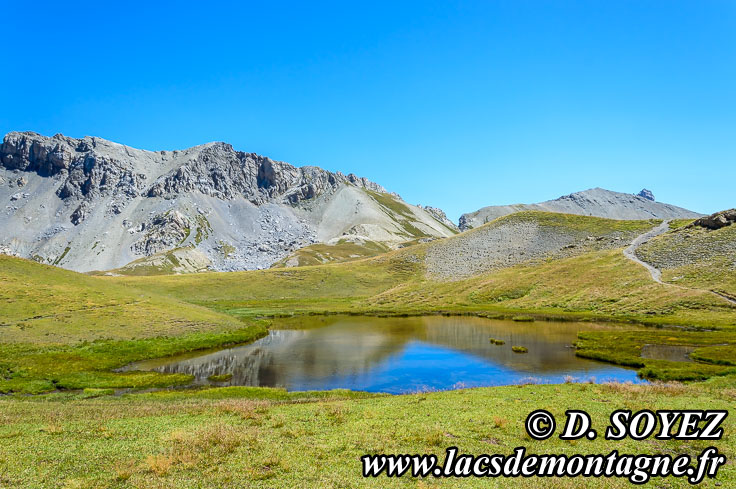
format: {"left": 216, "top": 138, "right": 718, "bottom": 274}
{"left": 1, "top": 211, "right": 734, "bottom": 487}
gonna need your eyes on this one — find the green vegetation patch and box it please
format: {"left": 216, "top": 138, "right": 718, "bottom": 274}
{"left": 364, "top": 189, "right": 432, "bottom": 238}
{"left": 0, "top": 325, "right": 267, "bottom": 394}
{"left": 208, "top": 373, "right": 233, "bottom": 382}
{"left": 511, "top": 315, "right": 534, "bottom": 322}
{"left": 575, "top": 330, "right": 736, "bottom": 381}
{"left": 669, "top": 218, "right": 695, "bottom": 230}
{"left": 2, "top": 380, "right": 733, "bottom": 487}
{"left": 52, "top": 245, "right": 71, "bottom": 266}
{"left": 493, "top": 211, "right": 660, "bottom": 234}
{"left": 194, "top": 213, "right": 212, "bottom": 245}
{"left": 273, "top": 240, "right": 390, "bottom": 267}
{"left": 364, "top": 189, "right": 414, "bottom": 219}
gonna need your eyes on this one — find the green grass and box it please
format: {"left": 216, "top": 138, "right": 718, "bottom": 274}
{"left": 0, "top": 380, "right": 734, "bottom": 488}
{"left": 0, "top": 254, "right": 267, "bottom": 393}
{"left": 364, "top": 189, "right": 415, "bottom": 219}
{"left": 365, "top": 189, "right": 433, "bottom": 238}
{"left": 492, "top": 211, "right": 660, "bottom": 234}
{"left": 218, "top": 241, "right": 236, "bottom": 258}
{"left": 511, "top": 315, "right": 534, "bottom": 322}
{"left": 637, "top": 222, "right": 736, "bottom": 297}
{"left": 194, "top": 214, "right": 212, "bottom": 245}
{"left": 272, "top": 240, "right": 390, "bottom": 267}
{"left": 207, "top": 373, "right": 233, "bottom": 382}
{"left": 669, "top": 218, "right": 695, "bottom": 230}
{"left": 52, "top": 245, "right": 71, "bottom": 266}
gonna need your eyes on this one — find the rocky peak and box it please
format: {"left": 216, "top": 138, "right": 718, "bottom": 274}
{"left": 458, "top": 187, "right": 703, "bottom": 231}
{"left": 1, "top": 131, "right": 78, "bottom": 176}
{"left": 1, "top": 130, "right": 456, "bottom": 273}
{"left": 146, "top": 143, "right": 387, "bottom": 205}
{"left": 1, "top": 131, "right": 388, "bottom": 223}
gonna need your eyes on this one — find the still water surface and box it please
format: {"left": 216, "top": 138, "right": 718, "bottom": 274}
{"left": 130, "top": 316, "right": 644, "bottom": 393}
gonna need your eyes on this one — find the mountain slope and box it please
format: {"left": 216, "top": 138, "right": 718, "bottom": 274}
{"left": 459, "top": 187, "right": 702, "bottom": 230}
{"left": 0, "top": 254, "right": 246, "bottom": 346}
{"left": 423, "top": 211, "right": 659, "bottom": 280}
{"left": 635, "top": 209, "right": 736, "bottom": 298}
{"left": 0, "top": 132, "right": 455, "bottom": 272}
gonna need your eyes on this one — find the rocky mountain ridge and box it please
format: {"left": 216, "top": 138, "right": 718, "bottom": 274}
{"left": 459, "top": 187, "right": 703, "bottom": 231}
{"left": 1, "top": 132, "right": 455, "bottom": 272}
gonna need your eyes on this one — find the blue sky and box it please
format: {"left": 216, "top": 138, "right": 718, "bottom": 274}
{"left": 2, "top": 1, "right": 734, "bottom": 221}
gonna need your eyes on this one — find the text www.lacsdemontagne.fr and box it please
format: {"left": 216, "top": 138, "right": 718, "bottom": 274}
{"left": 361, "top": 446, "right": 725, "bottom": 485}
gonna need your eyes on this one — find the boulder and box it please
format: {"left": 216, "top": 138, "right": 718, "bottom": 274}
{"left": 690, "top": 209, "right": 736, "bottom": 230}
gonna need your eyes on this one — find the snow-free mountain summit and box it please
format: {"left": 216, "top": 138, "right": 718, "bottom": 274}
{"left": 1, "top": 131, "right": 704, "bottom": 274}
{"left": 0, "top": 132, "right": 456, "bottom": 272}
{"left": 459, "top": 187, "right": 702, "bottom": 231}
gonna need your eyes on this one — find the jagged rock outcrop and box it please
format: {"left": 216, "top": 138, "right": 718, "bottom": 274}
{"left": 131, "top": 211, "right": 192, "bottom": 255}
{"left": 688, "top": 209, "right": 736, "bottom": 230}
{"left": 459, "top": 188, "right": 702, "bottom": 231}
{"left": 637, "top": 189, "right": 655, "bottom": 201}
{"left": 146, "top": 142, "right": 386, "bottom": 205}
{"left": 418, "top": 205, "right": 458, "bottom": 231}
{"left": 0, "top": 131, "right": 454, "bottom": 272}
{"left": 2, "top": 132, "right": 384, "bottom": 225}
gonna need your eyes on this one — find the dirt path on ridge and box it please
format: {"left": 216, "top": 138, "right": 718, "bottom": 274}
{"left": 624, "top": 220, "right": 736, "bottom": 305}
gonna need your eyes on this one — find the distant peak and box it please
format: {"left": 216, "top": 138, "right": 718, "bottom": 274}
{"left": 637, "top": 189, "right": 655, "bottom": 201}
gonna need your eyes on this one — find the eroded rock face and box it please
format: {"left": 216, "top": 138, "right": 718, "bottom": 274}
{"left": 0, "top": 132, "right": 388, "bottom": 226}
{"left": 2, "top": 132, "right": 148, "bottom": 224}
{"left": 637, "top": 189, "right": 655, "bottom": 201}
{"left": 131, "top": 211, "right": 192, "bottom": 255}
{"left": 147, "top": 144, "right": 385, "bottom": 205}
{"left": 690, "top": 209, "right": 736, "bottom": 230}
{"left": 0, "top": 132, "right": 74, "bottom": 175}
{"left": 0, "top": 131, "right": 455, "bottom": 272}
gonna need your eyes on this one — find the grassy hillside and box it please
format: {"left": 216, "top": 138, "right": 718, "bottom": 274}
{"left": 113, "top": 213, "right": 733, "bottom": 328}
{"left": 0, "top": 255, "right": 246, "bottom": 344}
{"left": 636, "top": 222, "right": 736, "bottom": 297}
{"left": 424, "top": 211, "right": 659, "bottom": 280}
{"left": 0, "top": 255, "right": 266, "bottom": 394}
{"left": 272, "top": 239, "right": 391, "bottom": 267}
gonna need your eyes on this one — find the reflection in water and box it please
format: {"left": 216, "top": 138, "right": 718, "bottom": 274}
{"left": 129, "top": 316, "right": 644, "bottom": 393}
